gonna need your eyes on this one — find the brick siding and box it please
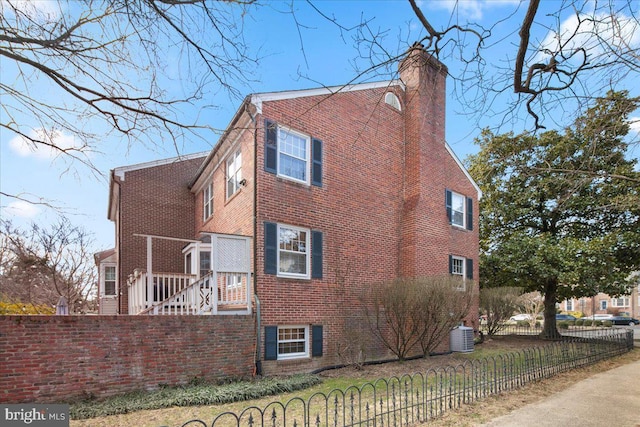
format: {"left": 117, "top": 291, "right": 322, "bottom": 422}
{"left": 115, "top": 157, "right": 205, "bottom": 313}
{"left": 0, "top": 315, "right": 255, "bottom": 403}
{"left": 253, "top": 48, "right": 480, "bottom": 374}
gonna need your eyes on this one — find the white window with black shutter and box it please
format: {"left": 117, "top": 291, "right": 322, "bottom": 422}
{"left": 264, "top": 325, "right": 323, "bottom": 361}
{"left": 264, "top": 119, "right": 322, "bottom": 187}
{"left": 449, "top": 255, "right": 474, "bottom": 291}
{"left": 445, "top": 189, "right": 473, "bottom": 230}
{"left": 264, "top": 222, "right": 323, "bottom": 280}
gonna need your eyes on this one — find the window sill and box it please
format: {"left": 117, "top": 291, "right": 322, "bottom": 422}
{"left": 225, "top": 187, "right": 242, "bottom": 206}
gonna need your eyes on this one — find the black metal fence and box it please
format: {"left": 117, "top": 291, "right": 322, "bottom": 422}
{"left": 172, "top": 328, "right": 634, "bottom": 427}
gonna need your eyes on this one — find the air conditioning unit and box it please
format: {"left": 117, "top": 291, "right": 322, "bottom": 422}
{"left": 450, "top": 326, "right": 474, "bottom": 353}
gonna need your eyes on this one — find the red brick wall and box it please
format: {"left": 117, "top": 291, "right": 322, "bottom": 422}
{"left": 255, "top": 86, "right": 407, "bottom": 374}
{"left": 116, "top": 157, "right": 205, "bottom": 313}
{"left": 252, "top": 50, "right": 480, "bottom": 374}
{"left": 0, "top": 315, "right": 255, "bottom": 403}
{"left": 399, "top": 47, "right": 480, "bottom": 330}
{"left": 195, "top": 117, "right": 255, "bottom": 239}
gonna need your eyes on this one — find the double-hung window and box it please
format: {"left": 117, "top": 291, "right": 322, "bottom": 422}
{"left": 203, "top": 183, "right": 213, "bottom": 220}
{"left": 278, "top": 224, "right": 310, "bottom": 278}
{"left": 264, "top": 222, "right": 322, "bottom": 279}
{"left": 264, "top": 120, "right": 322, "bottom": 186}
{"left": 226, "top": 150, "right": 242, "bottom": 198}
{"left": 449, "top": 255, "right": 473, "bottom": 290}
{"left": 611, "top": 297, "right": 630, "bottom": 307}
{"left": 600, "top": 300, "right": 608, "bottom": 310}
{"left": 278, "top": 127, "right": 309, "bottom": 183}
{"left": 450, "top": 255, "right": 465, "bottom": 290}
{"left": 565, "top": 299, "right": 574, "bottom": 311}
{"left": 278, "top": 326, "right": 308, "bottom": 359}
{"left": 104, "top": 265, "right": 117, "bottom": 296}
{"left": 265, "top": 324, "right": 322, "bottom": 361}
{"left": 446, "top": 189, "right": 473, "bottom": 230}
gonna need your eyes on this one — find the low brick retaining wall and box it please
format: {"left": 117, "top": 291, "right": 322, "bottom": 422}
{"left": 0, "top": 315, "right": 255, "bottom": 403}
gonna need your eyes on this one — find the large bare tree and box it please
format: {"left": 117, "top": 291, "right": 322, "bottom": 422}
{"left": 307, "top": 0, "right": 639, "bottom": 134}
{"left": 1, "top": 0, "right": 259, "bottom": 206}
{"left": 0, "top": 218, "right": 97, "bottom": 313}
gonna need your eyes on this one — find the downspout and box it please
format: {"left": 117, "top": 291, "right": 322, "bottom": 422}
{"left": 247, "top": 102, "right": 263, "bottom": 376}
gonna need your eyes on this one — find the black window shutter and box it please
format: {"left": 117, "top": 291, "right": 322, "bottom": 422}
{"left": 448, "top": 254, "right": 453, "bottom": 274}
{"left": 265, "top": 119, "right": 277, "bottom": 173}
{"left": 264, "top": 326, "right": 278, "bottom": 360}
{"left": 466, "top": 258, "right": 474, "bottom": 280}
{"left": 311, "top": 138, "right": 323, "bottom": 187}
{"left": 264, "top": 222, "right": 277, "bottom": 275}
{"left": 466, "top": 197, "right": 473, "bottom": 230}
{"left": 312, "top": 325, "right": 323, "bottom": 357}
{"left": 445, "top": 189, "right": 452, "bottom": 223}
{"left": 311, "top": 230, "right": 323, "bottom": 279}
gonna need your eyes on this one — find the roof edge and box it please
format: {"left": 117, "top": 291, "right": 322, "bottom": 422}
{"left": 445, "top": 143, "right": 482, "bottom": 200}
{"left": 112, "top": 151, "right": 209, "bottom": 181}
{"left": 250, "top": 80, "right": 404, "bottom": 114}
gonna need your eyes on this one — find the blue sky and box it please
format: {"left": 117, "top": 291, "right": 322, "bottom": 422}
{"left": 1, "top": 0, "right": 639, "bottom": 252}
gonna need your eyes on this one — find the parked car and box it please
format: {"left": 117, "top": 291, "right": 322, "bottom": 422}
{"left": 609, "top": 316, "right": 640, "bottom": 326}
{"left": 556, "top": 314, "right": 576, "bottom": 321}
{"left": 509, "top": 314, "right": 532, "bottom": 321}
{"left": 582, "top": 314, "right": 613, "bottom": 321}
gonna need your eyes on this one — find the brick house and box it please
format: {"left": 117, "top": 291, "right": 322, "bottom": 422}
{"left": 97, "top": 45, "right": 481, "bottom": 374}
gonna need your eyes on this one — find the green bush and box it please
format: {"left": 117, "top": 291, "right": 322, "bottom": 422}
{"left": 575, "top": 319, "right": 584, "bottom": 326}
{"left": 583, "top": 319, "right": 593, "bottom": 326}
{"left": 516, "top": 320, "right": 530, "bottom": 328}
{"left": 558, "top": 321, "right": 569, "bottom": 330}
{"left": 603, "top": 320, "right": 613, "bottom": 327}
{"left": 594, "top": 320, "right": 603, "bottom": 327}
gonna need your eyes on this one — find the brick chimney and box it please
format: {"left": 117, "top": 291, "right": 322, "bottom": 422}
{"left": 398, "top": 43, "right": 450, "bottom": 278}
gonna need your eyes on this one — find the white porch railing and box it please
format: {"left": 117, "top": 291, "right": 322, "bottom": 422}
{"left": 128, "top": 270, "right": 251, "bottom": 315}
{"left": 127, "top": 270, "right": 196, "bottom": 315}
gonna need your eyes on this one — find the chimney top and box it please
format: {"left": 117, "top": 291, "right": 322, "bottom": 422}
{"left": 399, "top": 42, "right": 448, "bottom": 76}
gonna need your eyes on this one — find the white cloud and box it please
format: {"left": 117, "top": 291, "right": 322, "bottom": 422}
{"left": 0, "top": 0, "right": 61, "bottom": 22}
{"left": 424, "top": 0, "right": 520, "bottom": 21}
{"left": 2, "top": 200, "right": 40, "bottom": 219}
{"left": 8, "top": 129, "right": 84, "bottom": 160}
{"left": 629, "top": 116, "right": 640, "bottom": 134}
{"left": 535, "top": 11, "right": 640, "bottom": 64}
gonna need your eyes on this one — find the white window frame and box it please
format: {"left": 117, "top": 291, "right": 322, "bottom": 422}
{"left": 182, "top": 243, "right": 212, "bottom": 279}
{"left": 226, "top": 150, "right": 242, "bottom": 199}
{"left": 203, "top": 182, "right": 213, "bottom": 220}
{"left": 450, "top": 255, "right": 466, "bottom": 291}
{"left": 384, "top": 92, "right": 401, "bottom": 110}
{"left": 450, "top": 191, "right": 466, "bottom": 228}
{"left": 277, "top": 224, "right": 310, "bottom": 279}
{"left": 226, "top": 273, "right": 243, "bottom": 289}
{"left": 611, "top": 297, "right": 630, "bottom": 307}
{"left": 101, "top": 263, "right": 117, "bottom": 297}
{"left": 600, "top": 300, "right": 608, "bottom": 310}
{"left": 277, "top": 325, "right": 309, "bottom": 360}
{"left": 277, "top": 127, "right": 311, "bottom": 185}
{"left": 565, "top": 299, "right": 574, "bottom": 311}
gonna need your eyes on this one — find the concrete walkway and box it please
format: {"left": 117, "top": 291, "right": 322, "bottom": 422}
{"left": 477, "top": 357, "right": 640, "bottom": 427}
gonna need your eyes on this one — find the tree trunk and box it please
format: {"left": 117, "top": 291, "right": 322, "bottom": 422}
{"left": 541, "top": 278, "right": 561, "bottom": 340}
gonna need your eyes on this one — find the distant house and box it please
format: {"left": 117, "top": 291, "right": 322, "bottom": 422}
{"left": 561, "top": 287, "right": 640, "bottom": 318}
{"left": 95, "top": 44, "right": 481, "bottom": 374}
{"left": 94, "top": 248, "right": 117, "bottom": 314}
